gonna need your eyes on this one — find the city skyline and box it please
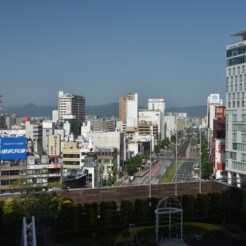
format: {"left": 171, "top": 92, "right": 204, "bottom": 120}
{"left": 1, "top": 1, "right": 245, "bottom": 107}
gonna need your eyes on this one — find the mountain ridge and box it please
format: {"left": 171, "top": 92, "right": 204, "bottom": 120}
{"left": 4, "top": 103, "right": 206, "bottom": 117}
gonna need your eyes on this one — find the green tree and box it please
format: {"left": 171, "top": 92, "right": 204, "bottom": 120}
{"left": 154, "top": 144, "right": 161, "bottom": 154}
{"left": 161, "top": 138, "right": 170, "bottom": 148}
{"left": 1, "top": 198, "right": 23, "bottom": 246}
{"left": 201, "top": 142, "right": 212, "bottom": 179}
{"left": 125, "top": 155, "right": 143, "bottom": 176}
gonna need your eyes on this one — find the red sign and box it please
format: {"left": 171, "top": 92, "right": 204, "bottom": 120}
{"left": 218, "top": 144, "right": 225, "bottom": 153}
{"left": 216, "top": 162, "right": 225, "bottom": 171}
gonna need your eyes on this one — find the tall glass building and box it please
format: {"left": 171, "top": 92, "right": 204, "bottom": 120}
{"left": 226, "top": 31, "right": 246, "bottom": 187}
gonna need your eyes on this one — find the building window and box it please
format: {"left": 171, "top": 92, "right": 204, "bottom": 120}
{"left": 1, "top": 180, "right": 10, "bottom": 185}
{"left": 242, "top": 133, "right": 246, "bottom": 142}
{"left": 242, "top": 101, "right": 245, "bottom": 107}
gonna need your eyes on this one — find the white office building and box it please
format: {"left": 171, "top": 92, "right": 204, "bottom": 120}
{"left": 126, "top": 93, "right": 138, "bottom": 129}
{"left": 58, "top": 91, "right": 85, "bottom": 123}
{"left": 226, "top": 31, "right": 246, "bottom": 187}
{"left": 164, "top": 115, "right": 176, "bottom": 139}
{"left": 207, "top": 94, "right": 223, "bottom": 147}
{"left": 25, "top": 121, "right": 43, "bottom": 154}
{"left": 42, "top": 121, "right": 56, "bottom": 154}
{"left": 148, "top": 98, "right": 165, "bottom": 114}
{"left": 138, "top": 110, "right": 164, "bottom": 142}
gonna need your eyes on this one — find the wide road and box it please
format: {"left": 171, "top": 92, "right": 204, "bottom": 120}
{"left": 132, "top": 159, "right": 172, "bottom": 185}
{"left": 173, "top": 159, "right": 195, "bottom": 182}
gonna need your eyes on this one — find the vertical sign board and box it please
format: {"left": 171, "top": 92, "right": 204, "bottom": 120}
{"left": 0, "top": 137, "right": 27, "bottom": 160}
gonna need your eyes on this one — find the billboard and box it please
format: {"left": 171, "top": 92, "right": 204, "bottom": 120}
{"left": 0, "top": 137, "right": 27, "bottom": 160}
{"left": 215, "top": 106, "right": 226, "bottom": 119}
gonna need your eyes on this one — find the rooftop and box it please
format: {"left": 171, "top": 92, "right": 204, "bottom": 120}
{"left": 231, "top": 30, "right": 246, "bottom": 41}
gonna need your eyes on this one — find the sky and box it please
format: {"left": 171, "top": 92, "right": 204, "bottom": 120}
{"left": 0, "top": 0, "right": 246, "bottom": 107}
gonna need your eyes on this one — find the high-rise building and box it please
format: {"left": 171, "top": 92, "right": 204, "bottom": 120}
{"left": 25, "top": 121, "right": 43, "bottom": 154}
{"left": 226, "top": 31, "right": 246, "bottom": 187}
{"left": 138, "top": 110, "right": 164, "bottom": 142}
{"left": 207, "top": 94, "right": 223, "bottom": 131}
{"left": 119, "top": 96, "right": 126, "bottom": 122}
{"left": 206, "top": 93, "right": 223, "bottom": 150}
{"left": 118, "top": 93, "right": 138, "bottom": 131}
{"left": 58, "top": 91, "right": 85, "bottom": 123}
{"left": 148, "top": 98, "right": 165, "bottom": 114}
{"left": 126, "top": 93, "right": 138, "bottom": 129}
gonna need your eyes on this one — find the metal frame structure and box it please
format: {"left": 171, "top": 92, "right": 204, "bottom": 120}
{"left": 21, "top": 216, "right": 37, "bottom": 246}
{"left": 155, "top": 197, "right": 183, "bottom": 244}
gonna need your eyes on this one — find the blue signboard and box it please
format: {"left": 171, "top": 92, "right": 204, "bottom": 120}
{"left": 0, "top": 137, "right": 27, "bottom": 160}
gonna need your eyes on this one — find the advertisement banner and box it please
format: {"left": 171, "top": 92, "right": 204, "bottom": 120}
{"left": 0, "top": 137, "right": 27, "bottom": 160}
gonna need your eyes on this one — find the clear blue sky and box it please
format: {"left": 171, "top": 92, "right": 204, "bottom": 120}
{"left": 0, "top": 0, "right": 245, "bottom": 107}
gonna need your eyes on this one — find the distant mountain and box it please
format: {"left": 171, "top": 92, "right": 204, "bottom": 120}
{"left": 5, "top": 103, "right": 55, "bottom": 117}
{"left": 86, "top": 102, "right": 118, "bottom": 117}
{"left": 166, "top": 105, "right": 206, "bottom": 117}
{"left": 4, "top": 103, "right": 206, "bottom": 118}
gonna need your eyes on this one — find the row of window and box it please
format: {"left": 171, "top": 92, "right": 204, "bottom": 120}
{"left": 227, "top": 56, "right": 246, "bottom": 67}
{"left": 227, "top": 100, "right": 245, "bottom": 108}
{"left": 232, "top": 161, "right": 246, "bottom": 172}
{"left": 233, "top": 143, "right": 246, "bottom": 151}
{"left": 227, "top": 74, "right": 246, "bottom": 83}
{"left": 63, "top": 154, "right": 80, "bottom": 158}
{"left": 227, "top": 45, "right": 246, "bottom": 58}
{"left": 232, "top": 123, "right": 246, "bottom": 132}
{"left": 227, "top": 92, "right": 245, "bottom": 100}
{"left": 1, "top": 170, "right": 21, "bottom": 176}
{"left": 227, "top": 65, "right": 245, "bottom": 76}
{"left": 231, "top": 133, "right": 246, "bottom": 142}
{"left": 226, "top": 83, "right": 246, "bottom": 93}
{"left": 63, "top": 161, "right": 80, "bottom": 165}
